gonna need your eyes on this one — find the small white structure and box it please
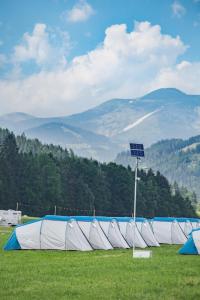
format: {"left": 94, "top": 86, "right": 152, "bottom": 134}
{"left": 0, "top": 210, "right": 21, "bottom": 226}
{"left": 152, "top": 217, "right": 187, "bottom": 244}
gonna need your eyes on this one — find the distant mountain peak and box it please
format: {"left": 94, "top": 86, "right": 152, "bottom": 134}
{"left": 142, "top": 88, "right": 187, "bottom": 99}
{"left": 0, "top": 112, "right": 35, "bottom": 122}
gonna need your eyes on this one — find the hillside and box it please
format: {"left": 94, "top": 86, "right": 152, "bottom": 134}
{"left": 0, "top": 128, "right": 196, "bottom": 218}
{"left": 0, "top": 88, "right": 200, "bottom": 161}
{"left": 116, "top": 135, "right": 200, "bottom": 198}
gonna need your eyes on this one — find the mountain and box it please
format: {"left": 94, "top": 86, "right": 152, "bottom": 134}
{"left": 64, "top": 88, "right": 200, "bottom": 146}
{"left": 115, "top": 135, "right": 200, "bottom": 198}
{"left": 1, "top": 88, "right": 200, "bottom": 160}
{"left": 0, "top": 112, "right": 36, "bottom": 132}
{"left": 25, "top": 122, "right": 118, "bottom": 161}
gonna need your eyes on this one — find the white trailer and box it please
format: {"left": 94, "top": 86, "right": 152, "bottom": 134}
{"left": 0, "top": 210, "right": 21, "bottom": 226}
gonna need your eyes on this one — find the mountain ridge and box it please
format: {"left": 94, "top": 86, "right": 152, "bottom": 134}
{"left": 1, "top": 88, "right": 200, "bottom": 161}
{"left": 116, "top": 134, "right": 200, "bottom": 198}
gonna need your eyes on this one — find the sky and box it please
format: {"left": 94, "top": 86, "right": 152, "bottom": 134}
{"left": 0, "top": 0, "right": 200, "bottom": 116}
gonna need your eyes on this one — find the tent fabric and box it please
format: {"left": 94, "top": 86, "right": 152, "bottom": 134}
{"left": 78, "top": 220, "right": 113, "bottom": 250}
{"left": 152, "top": 218, "right": 187, "bottom": 244}
{"left": 5, "top": 214, "right": 196, "bottom": 251}
{"left": 114, "top": 217, "right": 159, "bottom": 247}
{"left": 125, "top": 221, "right": 147, "bottom": 248}
{"left": 179, "top": 235, "right": 198, "bottom": 254}
{"left": 139, "top": 220, "right": 160, "bottom": 247}
{"left": 4, "top": 230, "right": 21, "bottom": 250}
{"left": 118, "top": 221, "right": 147, "bottom": 248}
{"left": 99, "top": 220, "right": 129, "bottom": 248}
{"left": 17, "top": 220, "right": 42, "bottom": 249}
{"left": 179, "top": 228, "right": 200, "bottom": 255}
{"left": 4, "top": 218, "right": 92, "bottom": 251}
{"left": 192, "top": 229, "right": 200, "bottom": 254}
{"left": 176, "top": 218, "right": 193, "bottom": 237}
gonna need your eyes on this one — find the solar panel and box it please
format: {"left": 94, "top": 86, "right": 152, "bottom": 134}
{"left": 130, "top": 143, "right": 144, "bottom": 157}
{"left": 130, "top": 143, "right": 144, "bottom": 150}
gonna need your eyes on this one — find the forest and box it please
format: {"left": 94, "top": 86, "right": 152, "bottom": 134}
{"left": 0, "top": 128, "right": 197, "bottom": 218}
{"left": 116, "top": 136, "right": 200, "bottom": 199}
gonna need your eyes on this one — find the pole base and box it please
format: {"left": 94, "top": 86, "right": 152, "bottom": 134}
{"left": 133, "top": 250, "right": 152, "bottom": 258}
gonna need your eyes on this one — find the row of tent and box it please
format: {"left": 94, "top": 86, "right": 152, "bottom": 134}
{"left": 4, "top": 215, "right": 200, "bottom": 254}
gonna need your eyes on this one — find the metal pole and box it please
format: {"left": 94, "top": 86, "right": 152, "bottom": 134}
{"left": 54, "top": 205, "right": 57, "bottom": 215}
{"left": 133, "top": 157, "right": 139, "bottom": 255}
{"left": 16, "top": 202, "right": 19, "bottom": 211}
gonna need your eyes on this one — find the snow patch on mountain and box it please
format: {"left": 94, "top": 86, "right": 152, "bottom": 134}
{"left": 121, "top": 108, "right": 162, "bottom": 133}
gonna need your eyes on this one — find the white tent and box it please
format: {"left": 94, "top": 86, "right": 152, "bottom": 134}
{"left": 176, "top": 218, "right": 193, "bottom": 237}
{"left": 124, "top": 221, "right": 147, "bottom": 248}
{"left": 97, "top": 217, "right": 129, "bottom": 248}
{"left": 4, "top": 216, "right": 92, "bottom": 251}
{"left": 77, "top": 217, "right": 113, "bottom": 250}
{"left": 136, "top": 218, "right": 160, "bottom": 247}
{"left": 115, "top": 217, "right": 147, "bottom": 248}
{"left": 188, "top": 218, "right": 200, "bottom": 229}
{"left": 152, "top": 217, "right": 187, "bottom": 244}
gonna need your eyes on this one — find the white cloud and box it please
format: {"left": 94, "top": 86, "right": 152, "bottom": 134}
{"left": 153, "top": 61, "right": 200, "bottom": 94}
{"left": 13, "top": 24, "right": 50, "bottom": 65}
{"left": 0, "top": 21, "right": 200, "bottom": 117}
{"left": 12, "top": 23, "right": 71, "bottom": 69}
{"left": 171, "top": 1, "right": 186, "bottom": 18}
{"left": 62, "top": 0, "right": 95, "bottom": 23}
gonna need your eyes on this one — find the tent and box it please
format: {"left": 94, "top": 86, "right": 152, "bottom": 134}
{"left": 152, "top": 217, "right": 187, "bottom": 244}
{"left": 188, "top": 218, "right": 200, "bottom": 229}
{"left": 176, "top": 218, "right": 193, "bottom": 237}
{"left": 4, "top": 215, "right": 92, "bottom": 251}
{"left": 179, "top": 228, "right": 200, "bottom": 255}
{"left": 75, "top": 216, "right": 113, "bottom": 250}
{"left": 97, "top": 217, "right": 129, "bottom": 248}
{"left": 136, "top": 218, "right": 160, "bottom": 247}
{"left": 115, "top": 217, "right": 147, "bottom": 248}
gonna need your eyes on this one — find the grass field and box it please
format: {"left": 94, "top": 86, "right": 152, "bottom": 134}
{"left": 1, "top": 227, "right": 200, "bottom": 300}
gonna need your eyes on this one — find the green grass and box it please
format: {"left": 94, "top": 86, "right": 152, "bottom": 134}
{"left": 1, "top": 228, "right": 200, "bottom": 300}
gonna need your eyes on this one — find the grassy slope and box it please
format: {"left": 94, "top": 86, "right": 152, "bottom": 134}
{"left": 1, "top": 228, "right": 200, "bottom": 300}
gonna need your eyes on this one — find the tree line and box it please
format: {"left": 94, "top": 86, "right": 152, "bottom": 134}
{"left": 0, "top": 128, "right": 197, "bottom": 218}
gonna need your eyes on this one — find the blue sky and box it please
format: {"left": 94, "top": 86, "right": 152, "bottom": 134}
{"left": 0, "top": 0, "right": 200, "bottom": 116}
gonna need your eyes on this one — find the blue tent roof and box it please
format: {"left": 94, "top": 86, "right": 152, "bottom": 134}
{"left": 188, "top": 218, "right": 200, "bottom": 222}
{"left": 153, "top": 217, "right": 178, "bottom": 222}
{"left": 45, "top": 215, "right": 148, "bottom": 222}
{"left": 176, "top": 218, "right": 191, "bottom": 222}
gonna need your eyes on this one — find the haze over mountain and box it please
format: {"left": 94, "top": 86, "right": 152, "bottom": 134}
{"left": 0, "top": 88, "right": 200, "bottom": 161}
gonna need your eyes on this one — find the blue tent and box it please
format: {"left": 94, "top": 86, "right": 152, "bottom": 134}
{"left": 179, "top": 228, "right": 200, "bottom": 255}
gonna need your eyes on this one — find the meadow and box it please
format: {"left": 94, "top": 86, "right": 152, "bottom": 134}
{"left": 1, "top": 226, "right": 200, "bottom": 300}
